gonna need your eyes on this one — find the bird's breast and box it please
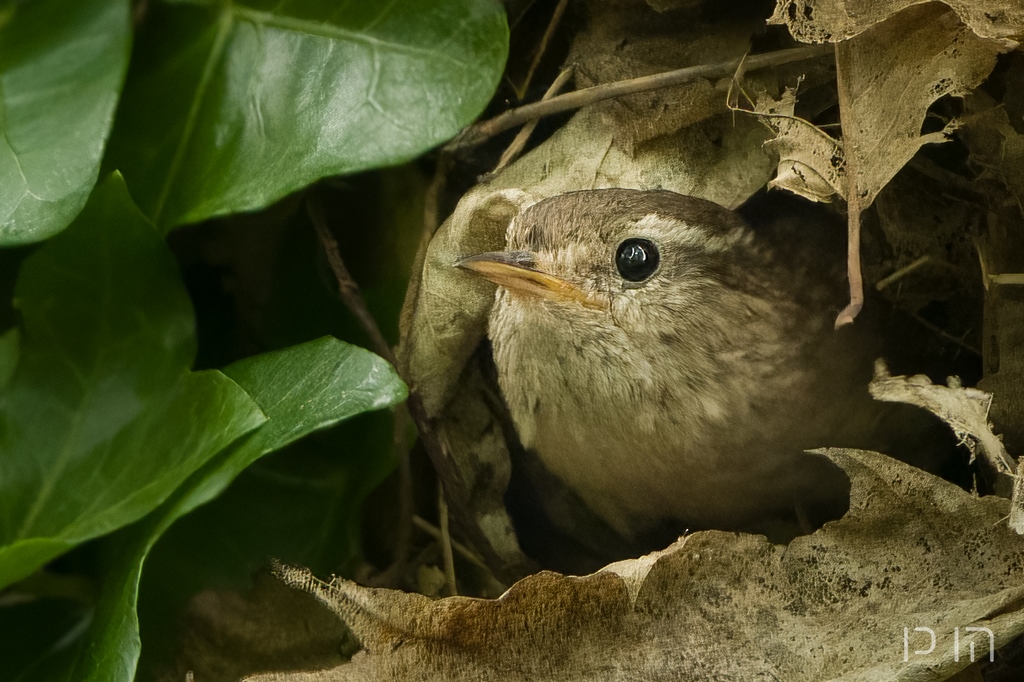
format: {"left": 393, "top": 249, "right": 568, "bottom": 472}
{"left": 488, "top": 287, "right": 845, "bottom": 537}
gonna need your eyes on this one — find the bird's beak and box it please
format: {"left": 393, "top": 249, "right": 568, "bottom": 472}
{"left": 456, "top": 251, "right": 601, "bottom": 309}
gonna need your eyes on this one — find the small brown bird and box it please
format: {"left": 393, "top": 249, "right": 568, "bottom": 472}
{"left": 458, "top": 188, "right": 879, "bottom": 548}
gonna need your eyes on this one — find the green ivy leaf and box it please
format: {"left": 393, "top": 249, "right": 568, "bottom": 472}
{"left": 0, "top": 174, "right": 267, "bottom": 590}
{"left": 0, "top": 0, "right": 130, "bottom": 246}
{"left": 68, "top": 338, "right": 406, "bottom": 682}
{"left": 106, "top": 0, "right": 508, "bottom": 229}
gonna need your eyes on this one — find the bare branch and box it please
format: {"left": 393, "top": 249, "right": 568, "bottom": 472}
{"left": 308, "top": 191, "right": 396, "bottom": 366}
{"left": 453, "top": 45, "right": 831, "bottom": 149}
{"left": 438, "top": 485, "right": 457, "bottom": 596}
{"left": 516, "top": 0, "right": 570, "bottom": 100}
{"left": 487, "top": 66, "right": 574, "bottom": 178}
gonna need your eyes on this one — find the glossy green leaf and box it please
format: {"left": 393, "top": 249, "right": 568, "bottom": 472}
{"left": 66, "top": 337, "right": 406, "bottom": 682}
{"left": 0, "top": 0, "right": 130, "bottom": 246}
{"left": 107, "top": 0, "right": 508, "bottom": 229}
{"left": 0, "top": 174, "right": 267, "bottom": 590}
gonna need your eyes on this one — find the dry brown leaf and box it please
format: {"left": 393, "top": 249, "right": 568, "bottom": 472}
{"left": 754, "top": 87, "right": 846, "bottom": 202}
{"left": 869, "top": 362, "right": 1023, "bottom": 532}
{"left": 567, "top": 0, "right": 763, "bottom": 156}
{"left": 246, "top": 450, "right": 1024, "bottom": 682}
{"left": 835, "top": 3, "right": 1008, "bottom": 207}
{"left": 756, "top": 3, "right": 1010, "bottom": 208}
{"left": 168, "top": 572, "right": 356, "bottom": 682}
{"left": 769, "top": 0, "right": 1024, "bottom": 43}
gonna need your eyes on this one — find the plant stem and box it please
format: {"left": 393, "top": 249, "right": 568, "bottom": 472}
{"left": 453, "top": 45, "right": 831, "bottom": 149}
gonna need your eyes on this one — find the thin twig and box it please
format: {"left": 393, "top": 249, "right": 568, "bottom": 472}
{"left": 907, "top": 312, "right": 981, "bottom": 357}
{"left": 412, "top": 515, "right": 492, "bottom": 574}
{"left": 875, "top": 256, "right": 933, "bottom": 291}
{"left": 422, "top": 154, "right": 452, "bottom": 242}
{"left": 308, "top": 191, "right": 396, "bottom": 366}
{"left": 727, "top": 75, "right": 844, "bottom": 151}
{"left": 907, "top": 156, "right": 982, "bottom": 200}
{"left": 488, "top": 66, "right": 574, "bottom": 178}
{"left": 452, "top": 45, "right": 831, "bottom": 150}
{"left": 876, "top": 259, "right": 981, "bottom": 355}
{"left": 399, "top": 164, "right": 513, "bottom": 578}
{"left": 989, "top": 273, "right": 1024, "bottom": 285}
{"left": 404, "top": 393, "right": 503, "bottom": 576}
{"left": 833, "top": 42, "right": 864, "bottom": 328}
{"left": 438, "top": 485, "right": 457, "bottom": 596}
{"left": 724, "top": 51, "right": 750, "bottom": 113}
{"left": 517, "top": 0, "right": 571, "bottom": 100}
{"left": 311, "top": 186, "right": 507, "bottom": 581}
{"left": 391, "top": 405, "right": 414, "bottom": 570}
{"left": 309, "top": 190, "right": 420, "bottom": 580}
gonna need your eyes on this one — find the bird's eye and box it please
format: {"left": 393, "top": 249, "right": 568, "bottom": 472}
{"left": 615, "top": 238, "right": 659, "bottom": 282}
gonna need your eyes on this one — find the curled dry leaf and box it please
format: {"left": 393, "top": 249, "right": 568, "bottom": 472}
{"left": 754, "top": 87, "right": 845, "bottom": 203}
{"left": 869, "top": 362, "right": 1023, "bottom": 533}
{"left": 247, "top": 450, "right": 1024, "bottom": 682}
{"left": 832, "top": 3, "right": 1009, "bottom": 208}
{"left": 755, "top": 3, "right": 1012, "bottom": 208}
{"left": 769, "top": 0, "right": 1024, "bottom": 43}
{"left": 868, "top": 362, "right": 1014, "bottom": 475}
{"left": 565, "top": 0, "right": 760, "bottom": 157}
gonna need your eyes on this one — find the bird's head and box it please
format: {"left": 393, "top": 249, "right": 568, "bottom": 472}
{"left": 457, "top": 188, "right": 761, "bottom": 339}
